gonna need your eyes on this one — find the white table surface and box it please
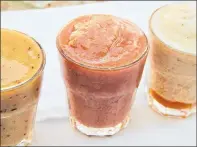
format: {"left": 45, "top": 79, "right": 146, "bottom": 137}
{"left": 2, "top": 1, "right": 196, "bottom": 146}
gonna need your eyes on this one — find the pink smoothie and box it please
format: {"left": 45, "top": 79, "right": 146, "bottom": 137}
{"left": 57, "top": 15, "right": 148, "bottom": 129}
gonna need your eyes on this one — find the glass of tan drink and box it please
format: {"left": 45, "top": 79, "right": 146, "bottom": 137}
{"left": 148, "top": 2, "right": 196, "bottom": 118}
{"left": 56, "top": 14, "right": 149, "bottom": 136}
{"left": 1, "top": 29, "right": 46, "bottom": 146}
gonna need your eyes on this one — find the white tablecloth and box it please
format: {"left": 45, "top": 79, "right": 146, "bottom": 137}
{"left": 2, "top": 1, "right": 196, "bottom": 146}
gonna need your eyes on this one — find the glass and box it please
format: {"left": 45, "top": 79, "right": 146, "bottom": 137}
{"left": 56, "top": 15, "right": 149, "bottom": 136}
{"left": 148, "top": 3, "right": 196, "bottom": 118}
{"left": 1, "top": 29, "right": 46, "bottom": 146}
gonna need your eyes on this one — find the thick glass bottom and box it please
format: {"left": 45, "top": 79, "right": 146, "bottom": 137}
{"left": 148, "top": 93, "right": 196, "bottom": 118}
{"left": 70, "top": 115, "right": 130, "bottom": 136}
{"left": 16, "top": 132, "right": 32, "bottom": 146}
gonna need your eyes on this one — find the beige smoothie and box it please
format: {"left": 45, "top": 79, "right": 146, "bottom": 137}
{"left": 148, "top": 2, "right": 196, "bottom": 117}
{"left": 1, "top": 29, "right": 45, "bottom": 146}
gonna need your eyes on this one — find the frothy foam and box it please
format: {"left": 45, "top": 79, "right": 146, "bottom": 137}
{"left": 1, "top": 29, "right": 43, "bottom": 89}
{"left": 58, "top": 15, "right": 148, "bottom": 68}
{"left": 151, "top": 2, "right": 196, "bottom": 55}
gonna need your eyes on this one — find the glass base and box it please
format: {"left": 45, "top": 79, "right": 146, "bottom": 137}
{"left": 148, "top": 94, "right": 196, "bottom": 118}
{"left": 16, "top": 132, "right": 32, "bottom": 146}
{"left": 70, "top": 115, "right": 130, "bottom": 136}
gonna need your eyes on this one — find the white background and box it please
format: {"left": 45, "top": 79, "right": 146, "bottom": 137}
{"left": 2, "top": 1, "right": 196, "bottom": 146}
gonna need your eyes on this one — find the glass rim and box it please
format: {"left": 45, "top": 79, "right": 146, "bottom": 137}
{"left": 149, "top": 2, "right": 196, "bottom": 57}
{"left": 56, "top": 15, "right": 149, "bottom": 71}
{"left": 1, "top": 28, "right": 46, "bottom": 92}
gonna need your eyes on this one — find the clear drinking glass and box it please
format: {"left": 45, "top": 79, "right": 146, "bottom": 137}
{"left": 1, "top": 29, "right": 46, "bottom": 146}
{"left": 148, "top": 3, "right": 196, "bottom": 118}
{"left": 56, "top": 15, "right": 149, "bottom": 136}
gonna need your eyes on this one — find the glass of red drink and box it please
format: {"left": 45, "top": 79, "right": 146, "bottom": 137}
{"left": 56, "top": 15, "right": 149, "bottom": 136}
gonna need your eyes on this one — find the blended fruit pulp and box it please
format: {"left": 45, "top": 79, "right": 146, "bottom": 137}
{"left": 57, "top": 14, "right": 148, "bottom": 132}
{"left": 1, "top": 29, "right": 44, "bottom": 146}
